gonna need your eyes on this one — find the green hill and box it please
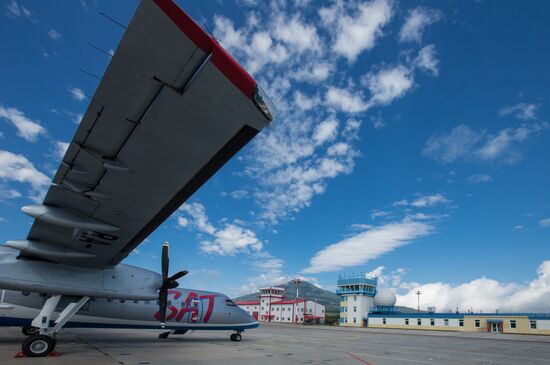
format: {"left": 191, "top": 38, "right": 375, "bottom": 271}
{"left": 234, "top": 280, "right": 340, "bottom": 313}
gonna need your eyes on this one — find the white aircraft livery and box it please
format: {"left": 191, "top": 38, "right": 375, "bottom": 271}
{"left": 0, "top": 0, "right": 275, "bottom": 357}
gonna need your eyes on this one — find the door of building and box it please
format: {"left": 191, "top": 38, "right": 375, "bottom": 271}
{"left": 252, "top": 311, "right": 258, "bottom": 320}
{"left": 490, "top": 322, "right": 502, "bottom": 333}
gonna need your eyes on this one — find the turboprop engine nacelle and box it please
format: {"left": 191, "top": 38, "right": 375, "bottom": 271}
{"left": 0, "top": 246, "right": 162, "bottom": 300}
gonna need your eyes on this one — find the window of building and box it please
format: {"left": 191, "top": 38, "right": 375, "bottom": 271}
{"left": 353, "top": 295, "right": 357, "bottom": 301}
{"left": 417, "top": 318, "right": 421, "bottom": 325}
{"left": 344, "top": 317, "right": 348, "bottom": 323}
{"left": 288, "top": 318, "right": 290, "bottom": 321}
{"left": 444, "top": 319, "right": 449, "bottom": 326}
{"left": 353, "top": 306, "right": 357, "bottom": 312}
{"left": 353, "top": 318, "right": 357, "bottom": 323}
{"left": 405, "top": 318, "right": 409, "bottom": 325}
{"left": 459, "top": 319, "right": 464, "bottom": 327}
{"left": 530, "top": 321, "right": 537, "bottom": 329}
{"left": 276, "top": 317, "right": 279, "bottom": 321}
{"left": 510, "top": 320, "right": 516, "bottom": 328}
{"left": 430, "top": 319, "right": 435, "bottom": 326}
{"left": 475, "top": 320, "right": 480, "bottom": 328}
{"left": 382, "top": 318, "right": 386, "bottom": 325}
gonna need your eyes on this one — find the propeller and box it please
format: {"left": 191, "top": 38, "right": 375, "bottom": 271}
{"left": 158, "top": 242, "right": 188, "bottom": 327}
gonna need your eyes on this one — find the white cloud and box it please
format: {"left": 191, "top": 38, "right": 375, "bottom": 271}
{"left": 363, "top": 66, "right": 414, "bottom": 106}
{"left": 178, "top": 202, "right": 216, "bottom": 235}
{"left": 397, "top": 261, "right": 550, "bottom": 312}
{"left": 178, "top": 202, "right": 264, "bottom": 256}
{"left": 476, "top": 124, "right": 547, "bottom": 162}
{"left": 68, "top": 86, "right": 86, "bottom": 101}
{"left": 230, "top": 190, "right": 249, "bottom": 199}
{"left": 539, "top": 218, "right": 550, "bottom": 227}
{"left": 366, "top": 266, "right": 385, "bottom": 279}
{"left": 0, "top": 105, "right": 46, "bottom": 142}
{"left": 313, "top": 118, "right": 338, "bottom": 145}
{"left": 422, "top": 125, "right": 482, "bottom": 163}
{"left": 0, "top": 185, "right": 22, "bottom": 200}
{"left": 414, "top": 44, "right": 439, "bottom": 76}
{"left": 325, "top": 87, "right": 368, "bottom": 113}
{"left": 47, "top": 28, "right": 61, "bottom": 40}
{"left": 5, "top": 1, "right": 32, "bottom": 19}
{"left": 201, "top": 223, "right": 263, "bottom": 255}
{"left": 399, "top": 7, "right": 441, "bottom": 43}
{"left": 370, "top": 210, "right": 391, "bottom": 219}
{"left": 211, "top": 1, "right": 438, "bottom": 226}
{"left": 293, "top": 91, "right": 320, "bottom": 111}
{"left": 321, "top": 0, "right": 393, "bottom": 62}
{"left": 499, "top": 103, "right": 538, "bottom": 121}
{"left": 0, "top": 150, "right": 50, "bottom": 202}
{"left": 467, "top": 174, "right": 492, "bottom": 184}
{"left": 410, "top": 193, "right": 449, "bottom": 207}
{"left": 423, "top": 123, "right": 549, "bottom": 164}
{"left": 273, "top": 15, "right": 321, "bottom": 53}
{"left": 54, "top": 141, "right": 69, "bottom": 159}
{"left": 303, "top": 220, "right": 433, "bottom": 273}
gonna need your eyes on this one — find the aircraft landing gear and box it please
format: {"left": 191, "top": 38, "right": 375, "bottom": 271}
{"left": 21, "top": 335, "right": 57, "bottom": 357}
{"left": 230, "top": 332, "right": 242, "bottom": 342}
{"left": 20, "top": 295, "right": 89, "bottom": 357}
{"left": 21, "top": 326, "right": 39, "bottom": 336}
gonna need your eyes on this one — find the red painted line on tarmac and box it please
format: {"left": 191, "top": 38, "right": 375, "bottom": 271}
{"left": 346, "top": 352, "right": 373, "bottom": 365}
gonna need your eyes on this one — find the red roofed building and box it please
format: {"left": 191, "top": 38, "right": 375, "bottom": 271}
{"left": 235, "top": 286, "right": 325, "bottom": 324}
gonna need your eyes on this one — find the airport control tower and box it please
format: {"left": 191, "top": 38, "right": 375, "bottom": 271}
{"left": 337, "top": 274, "right": 377, "bottom": 327}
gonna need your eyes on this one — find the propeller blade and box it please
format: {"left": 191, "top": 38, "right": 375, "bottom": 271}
{"left": 161, "top": 242, "right": 169, "bottom": 280}
{"left": 159, "top": 288, "right": 168, "bottom": 327}
{"left": 169, "top": 270, "right": 188, "bottom": 282}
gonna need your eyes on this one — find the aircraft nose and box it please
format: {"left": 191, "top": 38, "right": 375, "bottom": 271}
{"left": 236, "top": 307, "right": 258, "bottom": 325}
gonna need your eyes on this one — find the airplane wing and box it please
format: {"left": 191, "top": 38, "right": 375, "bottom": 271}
{"left": 7, "top": 0, "right": 274, "bottom": 268}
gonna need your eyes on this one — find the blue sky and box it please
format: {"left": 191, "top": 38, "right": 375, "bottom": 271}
{"left": 0, "top": 0, "right": 549, "bottom": 312}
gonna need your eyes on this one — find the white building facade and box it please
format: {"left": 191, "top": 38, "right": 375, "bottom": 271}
{"left": 236, "top": 286, "right": 325, "bottom": 324}
{"left": 337, "top": 274, "right": 377, "bottom": 327}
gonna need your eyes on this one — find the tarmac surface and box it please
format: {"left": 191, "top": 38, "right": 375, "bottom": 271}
{"left": 1, "top": 323, "right": 550, "bottom": 365}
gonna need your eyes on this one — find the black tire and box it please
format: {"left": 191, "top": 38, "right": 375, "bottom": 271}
{"left": 233, "top": 333, "right": 242, "bottom": 342}
{"left": 230, "top": 333, "right": 236, "bottom": 341}
{"left": 22, "top": 335, "right": 56, "bottom": 357}
{"left": 21, "top": 326, "right": 39, "bottom": 336}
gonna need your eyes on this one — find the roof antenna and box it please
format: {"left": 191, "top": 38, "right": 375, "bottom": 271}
{"left": 78, "top": 68, "right": 102, "bottom": 81}
{"left": 202, "top": 22, "right": 219, "bottom": 44}
{"left": 87, "top": 42, "right": 113, "bottom": 58}
{"left": 99, "top": 11, "right": 127, "bottom": 30}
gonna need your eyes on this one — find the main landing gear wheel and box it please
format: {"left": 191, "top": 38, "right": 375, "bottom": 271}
{"left": 22, "top": 335, "right": 56, "bottom": 357}
{"left": 230, "top": 333, "right": 242, "bottom": 342}
{"left": 21, "top": 326, "right": 39, "bottom": 336}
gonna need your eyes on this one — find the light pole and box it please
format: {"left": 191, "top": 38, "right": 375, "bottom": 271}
{"left": 416, "top": 290, "right": 421, "bottom": 313}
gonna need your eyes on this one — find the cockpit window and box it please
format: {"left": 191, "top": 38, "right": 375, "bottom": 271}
{"left": 226, "top": 299, "right": 236, "bottom": 306}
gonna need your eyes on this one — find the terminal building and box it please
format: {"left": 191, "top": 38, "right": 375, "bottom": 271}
{"left": 337, "top": 273, "right": 550, "bottom": 335}
{"left": 236, "top": 286, "right": 325, "bottom": 324}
